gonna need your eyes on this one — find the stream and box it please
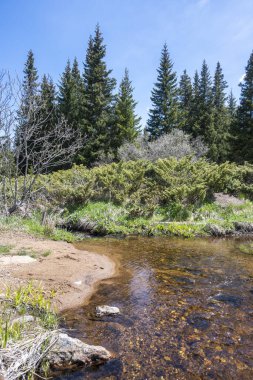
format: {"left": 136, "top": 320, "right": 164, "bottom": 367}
{"left": 57, "top": 237, "right": 253, "bottom": 379}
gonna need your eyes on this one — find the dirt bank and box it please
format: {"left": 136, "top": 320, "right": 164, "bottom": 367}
{"left": 0, "top": 232, "right": 116, "bottom": 311}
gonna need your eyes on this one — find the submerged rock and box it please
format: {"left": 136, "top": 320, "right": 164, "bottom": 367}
{"left": 213, "top": 294, "right": 243, "bottom": 307}
{"left": 186, "top": 314, "right": 210, "bottom": 330}
{"left": 46, "top": 333, "right": 111, "bottom": 369}
{"left": 96, "top": 305, "right": 120, "bottom": 317}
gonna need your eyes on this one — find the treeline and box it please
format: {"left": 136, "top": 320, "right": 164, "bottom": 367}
{"left": 18, "top": 25, "right": 253, "bottom": 167}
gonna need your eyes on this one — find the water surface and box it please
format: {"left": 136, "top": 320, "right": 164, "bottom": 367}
{"left": 58, "top": 237, "right": 253, "bottom": 379}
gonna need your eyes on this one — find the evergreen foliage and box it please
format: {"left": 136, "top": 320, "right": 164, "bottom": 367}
{"left": 211, "top": 62, "right": 230, "bottom": 162}
{"left": 233, "top": 51, "right": 253, "bottom": 163}
{"left": 58, "top": 58, "right": 85, "bottom": 165}
{"left": 58, "top": 59, "right": 73, "bottom": 124}
{"left": 70, "top": 57, "right": 85, "bottom": 133}
{"left": 146, "top": 43, "right": 178, "bottom": 138}
{"left": 112, "top": 68, "right": 141, "bottom": 155}
{"left": 44, "top": 158, "right": 253, "bottom": 208}
{"left": 189, "top": 71, "right": 202, "bottom": 138}
{"left": 198, "top": 60, "right": 214, "bottom": 144}
{"left": 178, "top": 69, "right": 193, "bottom": 133}
{"left": 228, "top": 90, "right": 237, "bottom": 119}
{"left": 16, "top": 50, "right": 40, "bottom": 172}
{"left": 39, "top": 74, "right": 57, "bottom": 134}
{"left": 82, "top": 25, "right": 116, "bottom": 166}
{"left": 7, "top": 30, "right": 253, "bottom": 170}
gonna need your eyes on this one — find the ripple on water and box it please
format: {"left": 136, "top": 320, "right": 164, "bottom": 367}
{"left": 58, "top": 237, "right": 253, "bottom": 380}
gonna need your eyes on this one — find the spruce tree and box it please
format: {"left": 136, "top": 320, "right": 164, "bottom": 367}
{"left": 58, "top": 59, "right": 72, "bottom": 122}
{"left": 70, "top": 57, "right": 85, "bottom": 132}
{"left": 16, "top": 50, "right": 40, "bottom": 172}
{"left": 190, "top": 71, "right": 201, "bottom": 137}
{"left": 82, "top": 25, "right": 116, "bottom": 166}
{"left": 58, "top": 58, "right": 85, "bottom": 134}
{"left": 39, "top": 75, "right": 57, "bottom": 134}
{"left": 178, "top": 69, "right": 193, "bottom": 133}
{"left": 228, "top": 90, "right": 237, "bottom": 119}
{"left": 146, "top": 43, "right": 178, "bottom": 139}
{"left": 211, "top": 62, "right": 230, "bottom": 162}
{"left": 28, "top": 75, "right": 58, "bottom": 165}
{"left": 17, "top": 50, "right": 39, "bottom": 123}
{"left": 233, "top": 51, "right": 253, "bottom": 163}
{"left": 194, "top": 61, "right": 215, "bottom": 156}
{"left": 113, "top": 68, "right": 141, "bottom": 155}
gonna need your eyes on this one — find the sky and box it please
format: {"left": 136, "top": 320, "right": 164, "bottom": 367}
{"left": 1, "top": 0, "right": 253, "bottom": 124}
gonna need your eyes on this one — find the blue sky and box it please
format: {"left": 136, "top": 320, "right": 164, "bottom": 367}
{"left": 1, "top": 0, "right": 253, "bottom": 124}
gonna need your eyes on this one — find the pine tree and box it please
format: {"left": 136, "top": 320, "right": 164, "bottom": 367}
{"left": 233, "top": 51, "right": 253, "bottom": 163}
{"left": 211, "top": 62, "right": 230, "bottom": 162}
{"left": 146, "top": 43, "right": 178, "bottom": 139}
{"left": 16, "top": 50, "right": 40, "bottom": 172}
{"left": 178, "top": 69, "right": 193, "bottom": 133}
{"left": 82, "top": 25, "right": 116, "bottom": 166}
{"left": 112, "top": 69, "right": 141, "bottom": 155}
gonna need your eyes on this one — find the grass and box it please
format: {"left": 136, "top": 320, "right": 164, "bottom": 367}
{"left": 0, "top": 245, "right": 13, "bottom": 254}
{"left": 238, "top": 243, "right": 253, "bottom": 255}
{"left": 0, "top": 282, "right": 58, "bottom": 349}
{"left": 0, "top": 212, "right": 77, "bottom": 243}
{"left": 0, "top": 244, "right": 52, "bottom": 259}
{"left": 0, "top": 282, "right": 59, "bottom": 379}
{"left": 65, "top": 200, "right": 253, "bottom": 238}
{"left": 16, "top": 248, "right": 36, "bottom": 257}
{"left": 23, "top": 216, "right": 76, "bottom": 243}
{"left": 0, "top": 199, "right": 252, "bottom": 240}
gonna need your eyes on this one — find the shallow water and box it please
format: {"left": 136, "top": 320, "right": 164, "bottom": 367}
{"left": 57, "top": 237, "right": 253, "bottom": 379}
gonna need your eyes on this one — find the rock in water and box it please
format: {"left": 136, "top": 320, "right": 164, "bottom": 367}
{"left": 96, "top": 305, "right": 120, "bottom": 317}
{"left": 46, "top": 333, "right": 111, "bottom": 369}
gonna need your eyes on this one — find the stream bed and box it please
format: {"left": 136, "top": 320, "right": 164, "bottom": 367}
{"left": 57, "top": 237, "right": 253, "bottom": 379}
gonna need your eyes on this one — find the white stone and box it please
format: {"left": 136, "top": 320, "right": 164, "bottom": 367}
{"left": 96, "top": 305, "right": 120, "bottom": 317}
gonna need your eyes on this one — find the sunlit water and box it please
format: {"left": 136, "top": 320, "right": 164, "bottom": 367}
{"left": 56, "top": 237, "right": 253, "bottom": 379}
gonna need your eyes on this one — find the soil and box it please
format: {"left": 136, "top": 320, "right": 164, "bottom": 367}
{"left": 0, "top": 231, "right": 116, "bottom": 311}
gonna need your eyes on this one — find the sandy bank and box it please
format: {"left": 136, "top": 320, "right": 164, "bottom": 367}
{"left": 0, "top": 232, "right": 116, "bottom": 311}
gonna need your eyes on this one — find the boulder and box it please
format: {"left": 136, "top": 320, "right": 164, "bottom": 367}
{"left": 46, "top": 333, "right": 111, "bottom": 369}
{"left": 96, "top": 305, "right": 120, "bottom": 317}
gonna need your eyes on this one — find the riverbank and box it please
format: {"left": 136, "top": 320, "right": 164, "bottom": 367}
{"left": 60, "top": 197, "right": 253, "bottom": 238}
{"left": 0, "top": 231, "right": 116, "bottom": 312}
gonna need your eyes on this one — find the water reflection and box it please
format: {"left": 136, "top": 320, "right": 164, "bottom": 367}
{"left": 57, "top": 237, "right": 253, "bottom": 380}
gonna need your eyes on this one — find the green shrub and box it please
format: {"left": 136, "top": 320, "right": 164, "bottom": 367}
{"left": 39, "top": 159, "right": 253, "bottom": 211}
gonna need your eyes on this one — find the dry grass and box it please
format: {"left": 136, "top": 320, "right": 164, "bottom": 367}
{"left": 0, "top": 328, "right": 59, "bottom": 380}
